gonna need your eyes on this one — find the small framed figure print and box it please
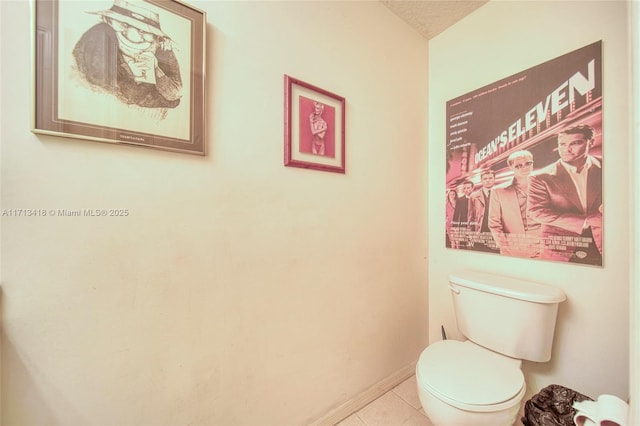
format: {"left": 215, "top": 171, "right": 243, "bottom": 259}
{"left": 32, "top": 0, "right": 206, "bottom": 155}
{"left": 284, "top": 75, "right": 346, "bottom": 173}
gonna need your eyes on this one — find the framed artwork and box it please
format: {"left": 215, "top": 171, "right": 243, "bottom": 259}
{"left": 32, "top": 0, "right": 206, "bottom": 155}
{"left": 445, "top": 41, "right": 602, "bottom": 266}
{"left": 284, "top": 75, "right": 346, "bottom": 173}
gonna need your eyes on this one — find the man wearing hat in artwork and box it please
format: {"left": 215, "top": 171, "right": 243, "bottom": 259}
{"left": 73, "top": 0, "right": 183, "bottom": 110}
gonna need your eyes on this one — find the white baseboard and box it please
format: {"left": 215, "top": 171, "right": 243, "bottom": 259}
{"left": 308, "top": 362, "right": 417, "bottom": 426}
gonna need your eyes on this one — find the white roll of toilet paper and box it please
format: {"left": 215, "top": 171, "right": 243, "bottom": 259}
{"left": 572, "top": 394, "right": 629, "bottom": 426}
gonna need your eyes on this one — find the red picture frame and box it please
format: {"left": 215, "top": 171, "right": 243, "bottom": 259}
{"left": 284, "top": 75, "right": 346, "bottom": 173}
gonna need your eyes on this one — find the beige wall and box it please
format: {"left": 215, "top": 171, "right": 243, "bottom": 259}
{"left": 0, "top": 1, "right": 429, "bottom": 424}
{"left": 428, "top": 0, "right": 630, "bottom": 404}
{"left": 630, "top": 2, "right": 640, "bottom": 423}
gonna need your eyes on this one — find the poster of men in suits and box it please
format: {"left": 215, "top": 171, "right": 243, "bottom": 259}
{"left": 445, "top": 41, "right": 603, "bottom": 266}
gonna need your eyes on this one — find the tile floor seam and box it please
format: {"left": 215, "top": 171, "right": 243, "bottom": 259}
{"left": 391, "top": 388, "right": 414, "bottom": 408}
{"left": 334, "top": 375, "right": 434, "bottom": 426}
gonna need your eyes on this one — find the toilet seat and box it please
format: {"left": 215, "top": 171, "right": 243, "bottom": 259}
{"left": 416, "top": 340, "right": 525, "bottom": 412}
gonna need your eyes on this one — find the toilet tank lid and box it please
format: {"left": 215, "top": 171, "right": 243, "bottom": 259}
{"left": 449, "top": 270, "right": 566, "bottom": 303}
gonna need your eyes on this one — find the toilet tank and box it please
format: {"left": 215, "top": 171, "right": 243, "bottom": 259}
{"left": 449, "top": 270, "right": 566, "bottom": 362}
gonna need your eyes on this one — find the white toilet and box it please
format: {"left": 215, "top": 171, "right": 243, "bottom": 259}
{"left": 416, "top": 270, "right": 566, "bottom": 426}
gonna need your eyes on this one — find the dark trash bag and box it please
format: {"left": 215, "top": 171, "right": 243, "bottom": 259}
{"left": 521, "top": 384, "right": 593, "bottom": 426}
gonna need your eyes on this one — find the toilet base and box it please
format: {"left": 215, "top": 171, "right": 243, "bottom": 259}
{"left": 417, "top": 384, "right": 523, "bottom": 426}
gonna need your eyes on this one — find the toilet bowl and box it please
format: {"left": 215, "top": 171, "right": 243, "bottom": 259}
{"left": 416, "top": 340, "right": 526, "bottom": 426}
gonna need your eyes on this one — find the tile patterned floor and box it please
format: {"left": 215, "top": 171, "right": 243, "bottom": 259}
{"left": 335, "top": 375, "right": 434, "bottom": 426}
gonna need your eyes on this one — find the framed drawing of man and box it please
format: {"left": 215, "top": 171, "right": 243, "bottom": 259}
{"left": 32, "top": 0, "right": 206, "bottom": 155}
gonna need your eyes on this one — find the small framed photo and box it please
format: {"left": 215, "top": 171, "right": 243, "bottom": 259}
{"left": 284, "top": 75, "right": 346, "bottom": 173}
{"left": 32, "top": 0, "right": 206, "bottom": 155}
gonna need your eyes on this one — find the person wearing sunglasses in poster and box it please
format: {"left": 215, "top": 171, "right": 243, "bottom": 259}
{"left": 72, "top": 0, "right": 183, "bottom": 112}
{"left": 528, "top": 124, "right": 603, "bottom": 265}
{"left": 488, "top": 150, "right": 543, "bottom": 258}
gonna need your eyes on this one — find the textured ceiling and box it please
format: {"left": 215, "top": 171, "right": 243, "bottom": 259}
{"left": 380, "top": 0, "right": 488, "bottom": 39}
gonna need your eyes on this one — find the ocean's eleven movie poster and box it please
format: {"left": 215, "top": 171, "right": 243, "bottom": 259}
{"left": 445, "top": 41, "right": 603, "bottom": 266}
